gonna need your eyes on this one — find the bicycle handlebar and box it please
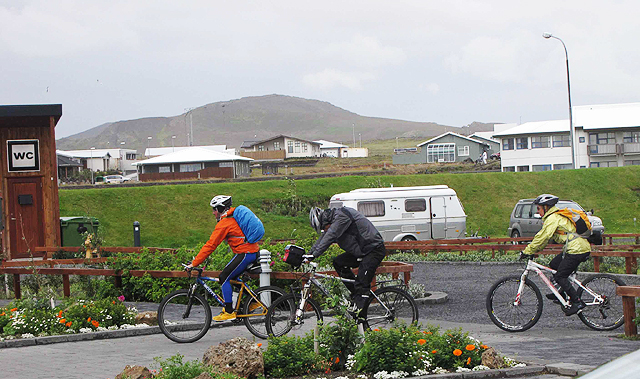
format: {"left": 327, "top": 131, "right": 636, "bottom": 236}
{"left": 182, "top": 263, "right": 203, "bottom": 275}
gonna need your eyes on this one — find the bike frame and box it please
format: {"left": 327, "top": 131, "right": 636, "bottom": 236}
{"left": 517, "top": 259, "right": 605, "bottom": 307}
{"left": 188, "top": 273, "right": 268, "bottom": 319}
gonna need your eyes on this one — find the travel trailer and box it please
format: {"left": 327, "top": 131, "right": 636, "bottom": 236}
{"left": 329, "top": 185, "right": 467, "bottom": 241}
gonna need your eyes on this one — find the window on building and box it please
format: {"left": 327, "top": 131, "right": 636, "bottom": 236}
{"left": 302, "top": 142, "right": 308, "bottom": 152}
{"left": 531, "top": 136, "right": 550, "bottom": 148}
{"left": 589, "top": 132, "right": 615, "bottom": 145}
{"left": 180, "top": 163, "right": 201, "bottom": 172}
{"left": 405, "top": 199, "right": 427, "bottom": 212}
{"left": 516, "top": 137, "right": 528, "bottom": 150}
{"left": 258, "top": 145, "right": 265, "bottom": 151}
{"left": 623, "top": 131, "right": 640, "bottom": 143}
{"left": 503, "top": 166, "right": 515, "bottom": 172}
{"left": 126, "top": 153, "right": 137, "bottom": 160}
{"left": 294, "top": 141, "right": 301, "bottom": 153}
{"left": 274, "top": 141, "right": 280, "bottom": 150}
{"left": 357, "top": 201, "right": 385, "bottom": 217}
{"left": 591, "top": 161, "right": 618, "bottom": 168}
{"left": 457, "top": 145, "right": 469, "bottom": 156}
{"left": 532, "top": 164, "right": 552, "bottom": 172}
{"left": 553, "top": 163, "right": 573, "bottom": 170}
{"left": 287, "top": 141, "right": 293, "bottom": 153}
{"left": 552, "top": 135, "right": 571, "bottom": 147}
{"left": 426, "top": 143, "right": 455, "bottom": 163}
{"left": 579, "top": 137, "right": 586, "bottom": 143}
{"left": 502, "top": 138, "right": 514, "bottom": 150}
{"left": 159, "top": 166, "right": 171, "bottom": 173}
{"left": 517, "top": 165, "right": 529, "bottom": 172}
{"left": 624, "top": 159, "right": 640, "bottom": 166}
{"left": 219, "top": 162, "right": 233, "bottom": 167}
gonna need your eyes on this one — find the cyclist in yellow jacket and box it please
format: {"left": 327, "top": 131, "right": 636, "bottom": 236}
{"left": 523, "top": 194, "right": 590, "bottom": 316}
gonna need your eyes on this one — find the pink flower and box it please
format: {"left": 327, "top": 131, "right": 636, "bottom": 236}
{"left": 118, "top": 295, "right": 125, "bottom": 302}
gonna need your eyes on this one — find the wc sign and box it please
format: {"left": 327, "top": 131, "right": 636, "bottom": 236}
{"left": 7, "top": 139, "right": 40, "bottom": 172}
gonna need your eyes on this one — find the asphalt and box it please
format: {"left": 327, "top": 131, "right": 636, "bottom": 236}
{"left": 1, "top": 261, "right": 639, "bottom": 379}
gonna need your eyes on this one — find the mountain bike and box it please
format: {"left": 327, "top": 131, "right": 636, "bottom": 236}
{"left": 157, "top": 263, "right": 286, "bottom": 342}
{"left": 265, "top": 251, "right": 419, "bottom": 337}
{"left": 486, "top": 253, "right": 625, "bottom": 332}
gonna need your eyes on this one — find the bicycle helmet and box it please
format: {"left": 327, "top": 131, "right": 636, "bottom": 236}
{"left": 309, "top": 207, "right": 323, "bottom": 234}
{"left": 210, "top": 195, "right": 232, "bottom": 212}
{"left": 533, "top": 194, "right": 559, "bottom": 207}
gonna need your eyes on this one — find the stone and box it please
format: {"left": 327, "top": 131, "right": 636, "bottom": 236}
{"left": 115, "top": 365, "right": 154, "bottom": 379}
{"left": 202, "top": 337, "right": 264, "bottom": 379}
{"left": 481, "top": 347, "right": 504, "bottom": 369}
{"left": 135, "top": 311, "right": 158, "bottom": 326}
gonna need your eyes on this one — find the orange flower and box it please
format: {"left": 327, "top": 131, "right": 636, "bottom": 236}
{"left": 0, "top": 312, "right": 5, "bottom": 316}
{"left": 374, "top": 328, "right": 380, "bottom": 331}
{"left": 335, "top": 357, "right": 340, "bottom": 363}
{"left": 466, "top": 344, "right": 476, "bottom": 351}
{"left": 58, "top": 310, "right": 63, "bottom": 317}
{"left": 431, "top": 350, "right": 437, "bottom": 354}
{"left": 66, "top": 321, "right": 72, "bottom": 327}
{"left": 480, "top": 344, "right": 489, "bottom": 349}
{"left": 59, "top": 318, "right": 66, "bottom": 324}
{"left": 453, "top": 349, "right": 462, "bottom": 356}
{"left": 83, "top": 305, "right": 87, "bottom": 308}
{"left": 257, "top": 343, "right": 262, "bottom": 347}
{"left": 466, "top": 357, "right": 471, "bottom": 365}
{"left": 417, "top": 339, "right": 427, "bottom": 345}
{"left": 112, "top": 301, "right": 116, "bottom": 304}
{"left": 87, "top": 317, "right": 91, "bottom": 322}
{"left": 91, "top": 320, "right": 99, "bottom": 328}
{"left": 10, "top": 308, "right": 17, "bottom": 312}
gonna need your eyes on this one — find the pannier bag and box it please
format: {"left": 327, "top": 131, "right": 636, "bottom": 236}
{"left": 283, "top": 244, "right": 306, "bottom": 268}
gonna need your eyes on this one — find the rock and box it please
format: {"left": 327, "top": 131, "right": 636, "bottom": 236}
{"left": 194, "top": 373, "right": 215, "bottom": 379}
{"left": 202, "top": 337, "right": 264, "bottom": 379}
{"left": 135, "top": 311, "right": 158, "bottom": 326}
{"left": 481, "top": 347, "right": 504, "bottom": 369}
{"left": 115, "top": 365, "right": 154, "bottom": 379}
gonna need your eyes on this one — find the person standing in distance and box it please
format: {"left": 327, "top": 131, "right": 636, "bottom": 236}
{"left": 186, "top": 195, "right": 259, "bottom": 322}
{"left": 308, "top": 207, "right": 386, "bottom": 310}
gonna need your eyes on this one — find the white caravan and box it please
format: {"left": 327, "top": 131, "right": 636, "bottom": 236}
{"left": 328, "top": 185, "right": 467, "bottom": 241}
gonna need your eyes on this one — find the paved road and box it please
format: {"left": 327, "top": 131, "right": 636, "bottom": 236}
{"left": 1, "top": 261, "right": 639, "bottom": 378}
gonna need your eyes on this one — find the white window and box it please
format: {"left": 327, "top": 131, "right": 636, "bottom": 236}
{"left": 427, "top": 143, "right": 455, "bottom": 163}
{"left": 357, "top": 201, "right": 385, "bottom": 217}
{"left": 287, "top": 141, "right": 293, "bottom": 153}
{"left": 258, "top": 145, "right": 265, "bottom": 151}
{"left": 274, "top": 141, "right": 280, "bottom": 150}
{"left": 159, "top": 166, "right": 171, "bottom": 173}
{"left": 552, "top": 135, "right": 571, "bottom": 147}
{"left": 531, "top": 136, "right": 550, "bottom": 149}
{"left": 180, "top": 163, "right": 201, "bottom": 172}
{"left": 457, "top": 146, "right": 469, "bottom": 156}
{"left": 294, "top": 141, "right": 301, "bottom": 153}
{"left": 302, "top": 142, "right": 308, "bottom": 152}
{"left": 219, "top": 162, "right": 233, "bottom": 167}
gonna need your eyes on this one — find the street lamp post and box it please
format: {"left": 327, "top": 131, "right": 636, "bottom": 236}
{"left": 543, "top": 32, "right": 575, "bottom": 169}
{"left": 184, "top": 107, "right": 195, "bottom": 146}
{"left": 90, "top": 147, "right": 95, "bottom": 184}
{"left": 352, "top": 123, "right": 356, "bottom": 148}
{"left": 147, "top": 136, "right": 152, "bottom": 156}
{"left": 172, "top": 135, "right": 176, "bottom": 152}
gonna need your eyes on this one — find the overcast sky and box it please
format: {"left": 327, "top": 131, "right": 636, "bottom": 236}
{"left": 2, "top": 1, "right": 639, "bottom": 138}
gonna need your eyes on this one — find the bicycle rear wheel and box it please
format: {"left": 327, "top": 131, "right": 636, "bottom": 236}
{"left": 242, "top": 285, "right": 287, "bottom": 339}
{"left": 361, "top": 286, "right": 419, "bottom": 330}
{"left": 486, "top": 275, "right": 542, "bottom": 332}
{"left": 577, "top": 274, "right": 625, "bottom": 331}
{"left": 265, "top": 293, "right": 323, "bottom": 337}
{"left": 158, "top": 289, "right": 212, "bottom": 343}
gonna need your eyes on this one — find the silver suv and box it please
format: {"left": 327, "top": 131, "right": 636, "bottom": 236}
{"left": 507, "top": 199, "right": 604, "bottom": 245}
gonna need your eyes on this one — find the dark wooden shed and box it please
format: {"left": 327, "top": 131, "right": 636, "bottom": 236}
{"left": 0, "top": 104, "right": 62, "bottom": 260}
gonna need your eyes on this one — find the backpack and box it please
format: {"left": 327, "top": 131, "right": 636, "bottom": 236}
{"left": 555, "top": 208, "right": 592, "bottom": 238}
{"left": 231, "top": 205, "right": 265, "bottom": 244}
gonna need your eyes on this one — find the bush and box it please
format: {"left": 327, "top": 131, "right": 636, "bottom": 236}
{"left": 263, "top": 334, "right": 330, "bottom": 377}
{"left": 151, "top": 354, "right": 242, "bottom": 379}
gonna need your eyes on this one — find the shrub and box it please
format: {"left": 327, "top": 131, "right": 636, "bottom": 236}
{"left": 263, "top": 334, "right": 329, "bottom": 377}
{"left": 151, "top": 354, "right": 241, "bottom": 379}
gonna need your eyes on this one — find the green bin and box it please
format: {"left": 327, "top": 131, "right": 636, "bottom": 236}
{"left": 60, "top": 217, "right": 100, "bottom": 247}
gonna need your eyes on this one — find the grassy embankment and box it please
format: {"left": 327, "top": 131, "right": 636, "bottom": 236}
{"left": 59, "top": 166, "right": 640, "bottom": 248}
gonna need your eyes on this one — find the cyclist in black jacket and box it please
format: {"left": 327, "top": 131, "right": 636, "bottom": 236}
{"left": 308, "top": 207, "right": 386, "bottom": 310}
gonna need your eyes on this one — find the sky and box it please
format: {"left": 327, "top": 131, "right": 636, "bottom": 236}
{"left": 2, "top": 0, "right": 639, "bottom": 139}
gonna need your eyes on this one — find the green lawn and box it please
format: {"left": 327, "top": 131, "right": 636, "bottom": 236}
{"left": 59, "top": 166, "right": 640, "bottom": 248}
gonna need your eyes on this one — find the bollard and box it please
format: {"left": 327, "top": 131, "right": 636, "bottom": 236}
{"left": 259, "top": 249, "right": 272, "bottom": 288}
{"left": 133, "top": 221, "right": 141, "bottom": 247}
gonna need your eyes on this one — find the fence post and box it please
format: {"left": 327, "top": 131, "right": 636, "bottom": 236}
{"left": 259, "top": 249, "right": 272, "bottom": 288}
{"left": 133, "top": 221, "right": 141, "bottom": 247}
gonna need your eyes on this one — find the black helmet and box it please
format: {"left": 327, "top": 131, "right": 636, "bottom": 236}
{"left": 533, "top": 194, "right": 559, "bottom": 207}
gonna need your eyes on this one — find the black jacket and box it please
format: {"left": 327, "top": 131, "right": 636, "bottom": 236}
{"left": 310, "top": 207, "right": 384, "bottom": 258}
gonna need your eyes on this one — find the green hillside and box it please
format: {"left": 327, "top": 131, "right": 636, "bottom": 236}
{"left": 59, "top": 166, "right": 640, "bottom": 248}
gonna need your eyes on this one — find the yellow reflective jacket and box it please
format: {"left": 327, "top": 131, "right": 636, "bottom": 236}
{"left": 523, "top": 206, "right": 591, "bottom": 256}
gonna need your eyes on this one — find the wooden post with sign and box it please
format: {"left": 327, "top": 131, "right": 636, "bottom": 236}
{"left": 0, "top": 104, "right": 62, "bottom": 262}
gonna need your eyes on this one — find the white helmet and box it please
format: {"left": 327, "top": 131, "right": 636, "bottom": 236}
{"left": 533, "top": 194, "right": 559, "bottom": 207}
{"left": 309, "top": 207, "right": 323, "bottom": 234}
{"left": 210, "top": 195, "right": 232, "bottom": 211}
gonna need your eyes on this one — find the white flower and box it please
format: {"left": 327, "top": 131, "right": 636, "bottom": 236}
{"left": 432, "top": 367, "right": 447, "bottom": 374}
{"left": 456, "top": 367, "right": 471, "bottom": 373}
{"left": 411, "top": 369, "right": 429, "bottom": 376}
{"left": 512, "top": 363, "right": 526, "bottom": 368}
{"left": 472, "top": 365, "right": 490, "bottom": 371}
{"left": 20, "top": 333, "right": 35, "bottom": 339}
{"left": 79, "top": 328, "right": 92, "bottom": 333}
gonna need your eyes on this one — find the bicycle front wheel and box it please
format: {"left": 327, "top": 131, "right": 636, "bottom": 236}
{"left": 486, "top": 275, "right": 542, "bottom": 332}
{"left": 578, "top": 274, "right": 626, "bottom": 331}
{"left": 158, "top": 289, "right": 212, "bottom": 343}
{"left": 362, "top": 286, "right": 419, "bottom": 331}
{"left": 242, "top": 285, "right": 287, "bottom": 339}
{"left": 265, "top": 293, "right": 323, "bottom": 337}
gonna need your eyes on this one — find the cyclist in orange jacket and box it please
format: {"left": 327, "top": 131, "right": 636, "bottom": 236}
{"left": 186, "top": 195, "right": 259, "bottom": 322}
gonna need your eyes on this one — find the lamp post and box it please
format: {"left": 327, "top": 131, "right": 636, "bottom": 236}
{"left": 172, "top": 135, "right": 176, "bottom": 152}
{"left": 543, "top": 32, "right": 575, "bottom": 169}
{"left": 359, "top": 133, "right": 361, "bottom": 148}
{"left": 120, "top": 141, "right": 126, "bottom": 171}
{"left": 184, "top": 107, "right": 195, "bottom": 146}
{"left": 352, "top": 123, "right": 356, "bottom": 148}
{"left": 147, "top": 136, "right": 152, "bottom": 156}
{"left": 90, "top": 147, "right": 95, "bottom": 184}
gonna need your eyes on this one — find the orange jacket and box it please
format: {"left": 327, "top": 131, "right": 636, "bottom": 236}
{"left": 191, "top": 207, "right": 260, "bottom": 267}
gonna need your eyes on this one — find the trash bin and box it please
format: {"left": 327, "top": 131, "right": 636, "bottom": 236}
{"left": 60, "top": 216, "right": 100, "bottom": 247}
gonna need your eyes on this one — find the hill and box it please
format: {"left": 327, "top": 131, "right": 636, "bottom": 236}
{"left": 55, "top": 94, "right": 495, "bottom": 153}
{"left": 58, "top": 166, "right": 640, "bottom": 247}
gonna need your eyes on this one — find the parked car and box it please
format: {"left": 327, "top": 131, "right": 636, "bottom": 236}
{"left": 507, "top": 199, "right": 604, "bottom": 244}
{"left": 104, "top": 175, "right": 131, "bottom": 184}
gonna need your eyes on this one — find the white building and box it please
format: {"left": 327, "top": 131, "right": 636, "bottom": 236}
{"left": 59, "top": 149, "right": 134, "bottom": 172}
{"left": 339, "top": 147, "right": 369, "bottom": 158}
{"left": 314, "top": 140, "right": 348, "bottom": 157}
{"left": 144, "top": 145, "right": 236, "bottom": 157}
{"left": 494, "top": 102, "right": 640, "bottom": 172}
